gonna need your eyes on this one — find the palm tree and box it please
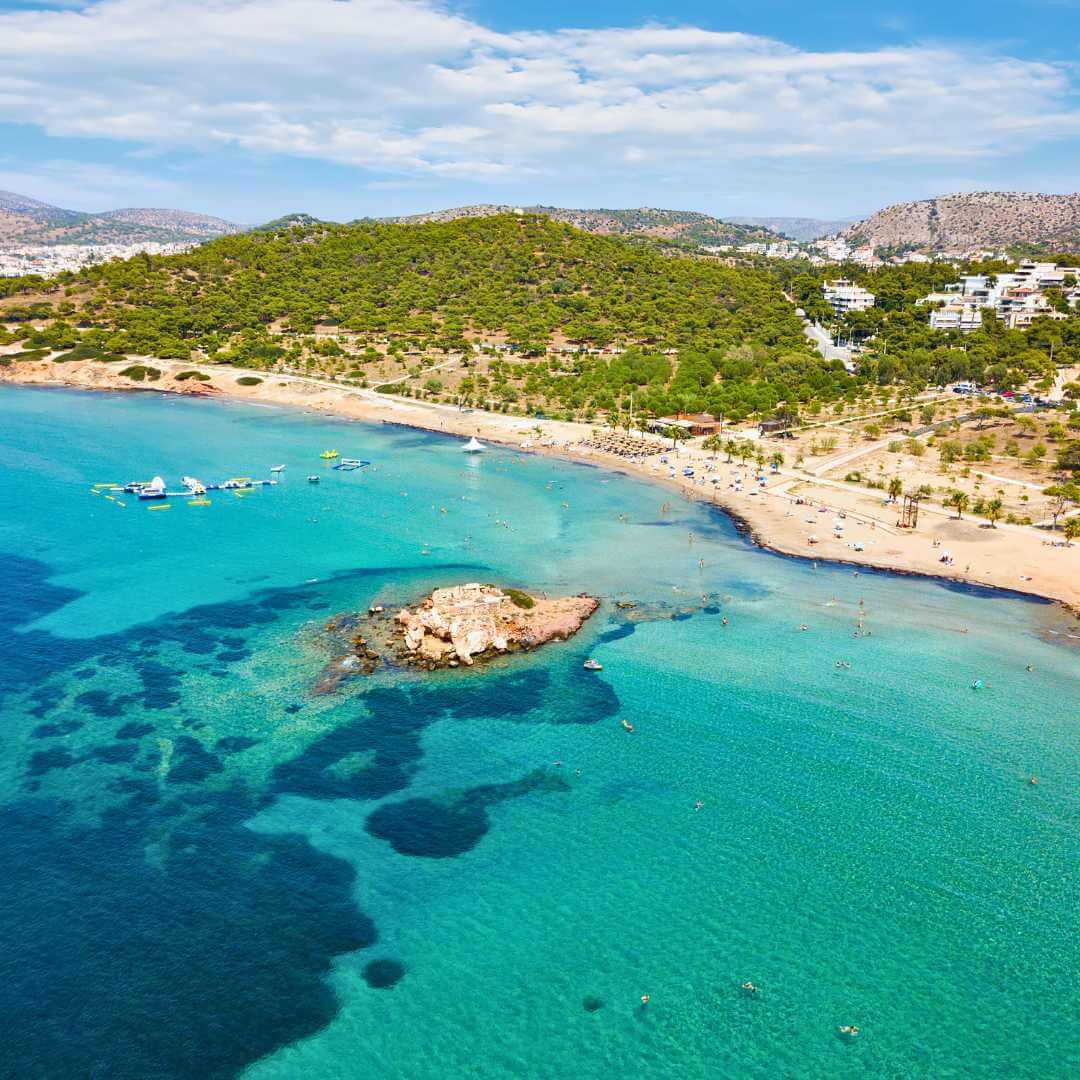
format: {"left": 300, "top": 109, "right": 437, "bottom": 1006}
{"left": 738, "top": 443, "right": 754, "bottom": 466}
{"left": 887, "top": 477, "right": 903, "bottom": 502}
{"left": 702, "top": 434, "right": 723, "bottom": 458}
{"left": 724, "top": 439, "right": 738, "bottom": 463}
{"left": 1063, "top": 516, "right": 1080, "bottom": 545}
{"left": 945, "top": 491, "right": 969, "bottom": 519}
{"left": 665, "top": 425, "right": 689, "bottom": 452}
{"left": 985, "top": 497, "right": 1003, "bottom": 528}
{"left": 769, "top": 451, "right": 784, "bottom": 472}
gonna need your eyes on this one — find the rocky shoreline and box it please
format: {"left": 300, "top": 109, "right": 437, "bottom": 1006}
{"left": 314, "top": 584, "right": 598, "bottom": 691}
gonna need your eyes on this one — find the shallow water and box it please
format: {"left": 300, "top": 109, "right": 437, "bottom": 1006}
{"left": 0, "top": 386, "right": 1077, "bottom": 1079}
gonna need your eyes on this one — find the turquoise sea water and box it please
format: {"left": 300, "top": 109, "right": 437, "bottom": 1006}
{"left": 0, "top": 385, "right": 1077, "bottom": 1079}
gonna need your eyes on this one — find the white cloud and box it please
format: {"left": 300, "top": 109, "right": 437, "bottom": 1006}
{"left": 0, "top": 0, "right": 1078, "bottom": 186}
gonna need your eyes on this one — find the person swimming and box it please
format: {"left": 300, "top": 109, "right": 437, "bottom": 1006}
{"left": 694, "top": 800, "right": 703, "bottom": 811}
{"left": 838, "top": 1025, "right": 859, "bottom": 1037}
{"left": 741, "top": 982, "right": 758, "bottom": 994}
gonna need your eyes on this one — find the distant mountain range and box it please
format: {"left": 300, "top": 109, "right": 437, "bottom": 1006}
{"left": 0, "top": 190, "right": 240, "bottom": 246}
{"left": 841, "top": 192, "right": 1080, "bottom": 252}
{"left": 727, "top": 216, "right": 858, "bottom": 242}
{"left": 7, "top": 188, "right": 1079, "bottom": 257}
{"left": 379, "top": 204, "right": 783, "bottom": 246}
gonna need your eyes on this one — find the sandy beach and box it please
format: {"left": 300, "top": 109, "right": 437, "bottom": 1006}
{"left": 4, "top": 352, "right": 1079, "bottom": 615}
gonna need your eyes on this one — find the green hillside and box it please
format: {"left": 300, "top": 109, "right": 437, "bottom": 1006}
{"left": 2, "top": 214, "right": 859, "bottom": 421}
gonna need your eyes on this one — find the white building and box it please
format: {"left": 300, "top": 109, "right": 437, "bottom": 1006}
{"left": 823, "top": 279, "right": 875, "bottom": 315}
{"left": 929, "top": 303, "right": 983, "bottom": 333}
{"left": 918, "top": 260, "right": 1080, "bottom": 332}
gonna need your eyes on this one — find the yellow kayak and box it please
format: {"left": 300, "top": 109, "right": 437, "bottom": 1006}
{"left": 148, "top": 504, "right": 171, "bottom": 511}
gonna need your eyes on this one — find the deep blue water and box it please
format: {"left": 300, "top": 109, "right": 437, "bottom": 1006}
{"left": 0, "top": 386, "right": 1077, "bottom": 1079}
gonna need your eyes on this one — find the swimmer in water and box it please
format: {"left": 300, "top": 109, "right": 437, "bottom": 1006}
{"left": 741, "top": 982, "right": 758, "bottom": 994}
{"left": 640, "top": 994, "right": 650, "bottom": 1006}
{"left": 1030, "top": 776, "right": 1038, "bottom": 785}
{"left": 839, "top": 1026, "right": 859, "bottom": 1037}
{"left": 722, "top": 616, "right": 728, "bottom": 626}
{"left": 694, "top": 800, "right": 703, "bottom": 811}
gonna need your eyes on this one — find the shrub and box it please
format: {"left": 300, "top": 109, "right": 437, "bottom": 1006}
{"left": 119, "top": 364, "right": 161, "bottom": 382}
{"left": 53, "top": 344, "right": 127, "bottom": 363}
{"left": 175, "top": 370, "right": 211, "bottom": 382}
{"left": 503, "top": 587, "right": 535, "bottom": 610}
{"left": 7, "top": 349, "right": 49, "bottom": 362}
{"left": 236, "top": 375, "right": 263, "bottom": 386}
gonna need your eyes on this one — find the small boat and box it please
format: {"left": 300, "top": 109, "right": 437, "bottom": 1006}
{"left": 320, "top": 450, "right": 339, "bottom": 460}
{"left": 181, "top": 475, "right": 206, "bottom": 495}
{"left": 307, "top": 475, "right": 320, "bottom": 484}
{"left": 462, "top": 437, "right": 485, "bottom": 453}
{"left": 583, "top": 658, "right": 603, "bottom": 671}
{"left": 621, "top": 719, "right": 634, "bottom": 733}
{"left": 270, "top": 464, "right": 286, "bottom": 473}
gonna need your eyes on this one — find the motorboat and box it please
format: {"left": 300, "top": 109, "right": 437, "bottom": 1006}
{"left": 583, "top": 658, "right": 603, "bottom": 671}
{"left": 181, "top": 476, "right": 206, "bottom": 495}
{"left": 462, "top": 436, "right": 485, "bottom": 453}
{"left": 307, "top": 474, "right": 320, "bottom": 483}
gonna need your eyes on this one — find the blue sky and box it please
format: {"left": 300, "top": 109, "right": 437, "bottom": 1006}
{"left": 0, "top": 0, "right": 1077, "bottom": 223}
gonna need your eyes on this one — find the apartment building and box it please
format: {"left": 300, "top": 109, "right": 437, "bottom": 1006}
{"left": 822, "top": 279, "right": 875, "bottom": 314}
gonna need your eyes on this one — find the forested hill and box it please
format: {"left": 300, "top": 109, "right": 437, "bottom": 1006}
{"left": 6, "top": 214, "right": 868, "bottom": 422}
{"left": 45, "top": 214, "right": 810, "bottom": 356}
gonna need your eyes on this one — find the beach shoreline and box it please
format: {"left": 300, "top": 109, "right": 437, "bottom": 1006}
{"left": 3, "top": 354, "right": 1078, "bottom": 616}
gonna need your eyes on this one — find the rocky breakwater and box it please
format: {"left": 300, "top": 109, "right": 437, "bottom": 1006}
{"left": 397, "top": 584, "right": 597, "bottom": 669}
